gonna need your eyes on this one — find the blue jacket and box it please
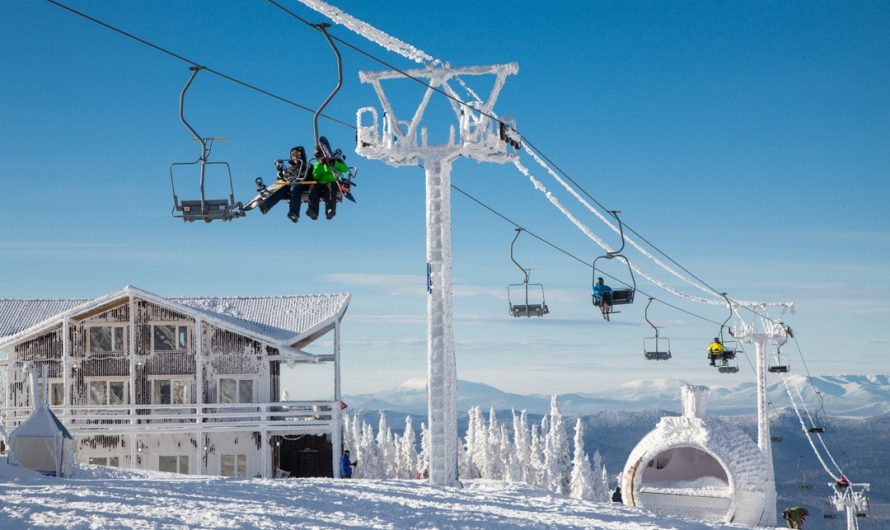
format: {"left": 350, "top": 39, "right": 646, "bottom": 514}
{"left": 593, "top": 283, "right": 612, "bottom": 302}
{"left": 340, "top": 453, "right": 353, "bottom": 478}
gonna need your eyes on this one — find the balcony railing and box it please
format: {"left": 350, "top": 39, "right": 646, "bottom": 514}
{"left": 1, "top": 401, "right": 339, "bottom": 435}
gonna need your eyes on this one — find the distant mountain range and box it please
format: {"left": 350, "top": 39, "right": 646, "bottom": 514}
{"left": 344, "top": 374, "right": 890, "bottom": 417}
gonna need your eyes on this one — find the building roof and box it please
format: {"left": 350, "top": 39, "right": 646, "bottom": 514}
{"left": 0, "top": 286, "right": 350, "bottom": 352}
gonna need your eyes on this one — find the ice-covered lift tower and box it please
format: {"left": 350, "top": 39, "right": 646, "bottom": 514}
{"left": 355, "top": 64, "right": 519, "bottom": 486}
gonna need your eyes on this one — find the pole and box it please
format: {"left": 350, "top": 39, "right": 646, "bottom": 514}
{"left": 754, "top": 336, "right": 777, "bottom": 525}
{"left": 425, "top": 156, "right": 459, "bottom": 486}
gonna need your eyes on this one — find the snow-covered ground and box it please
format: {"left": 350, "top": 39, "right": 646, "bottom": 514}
{"left": 0, "top": 459, "right": 767, "bottom": 530}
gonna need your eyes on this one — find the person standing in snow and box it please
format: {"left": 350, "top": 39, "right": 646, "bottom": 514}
{"left": 611, "top": 485, "right": 622, "bottom": 503}
{"left": 340, "top": 450, "right": 356, "bottom": 478}
{"left": 782, "top": 506, "right": 808, "bottom": 529}
{"left": 592, "top": 277, "right": 613, "bottom": 321}
{"left": 707, "top": 338, "right": 725, "bottom": 366}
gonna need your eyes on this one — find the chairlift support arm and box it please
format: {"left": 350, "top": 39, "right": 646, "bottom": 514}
{"left": 313, "top": 23, "right": 343, "bottom": 149}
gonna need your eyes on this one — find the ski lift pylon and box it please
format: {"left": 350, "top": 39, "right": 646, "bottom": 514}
{"left": 507, "top": 228, "right": 549, "bottom": 317}
{"left": 643, "top": 298, "right": 671, "bottom": 360}
{"left": 169, "top": 65, "right": 244, "bottom": 223}
{"left": 592, "top": 210, "right": 636, "bottom": 318}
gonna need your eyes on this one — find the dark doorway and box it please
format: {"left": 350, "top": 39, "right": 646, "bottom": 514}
{"left": 275, "top": 434, "right": 332, "bottom": 478}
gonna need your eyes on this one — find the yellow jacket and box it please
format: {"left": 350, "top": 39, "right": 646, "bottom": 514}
{"left": 708, "top": 342, "right": 725, "bottom": 355}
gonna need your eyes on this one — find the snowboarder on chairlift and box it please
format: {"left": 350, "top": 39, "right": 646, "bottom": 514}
{"left": 257, "top": 146, "right": 311, "bottom": 222}
{"left": 593, "top": 277, "right": 613, "bottom": 321}
{"left": 309, "top": 142, "right": 349, "bottom": 220}
{"left": 782, "top": 506, "right": 809, "bottom": 529}
{"left": 340, "top": 450, "right": 356, "bottom": 478}
{"left": 708, "top": 338, "right": 725, "bottom": 366}
{"left": 836, "top": 475, "right": 850, "bottom": 489}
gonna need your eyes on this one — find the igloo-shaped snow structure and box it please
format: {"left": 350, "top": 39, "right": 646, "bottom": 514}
{"left": 620, "top": 385, "right": 774, "bottom": 526}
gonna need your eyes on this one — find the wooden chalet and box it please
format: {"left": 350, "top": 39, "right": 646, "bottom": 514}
{"left": 0, "top": 285, "right": 349, "bottom": 478}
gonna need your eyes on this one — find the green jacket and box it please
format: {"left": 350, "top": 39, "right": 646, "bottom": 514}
{"left": 312, "top": 159, "right": 349, "bottom": 185}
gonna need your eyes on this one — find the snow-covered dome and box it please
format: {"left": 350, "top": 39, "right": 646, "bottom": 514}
{"left": 620, "top": 385, "right": 774, "bottom": 526}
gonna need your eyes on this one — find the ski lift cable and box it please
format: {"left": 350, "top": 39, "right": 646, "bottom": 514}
{"left": 788, "top": 378, "right": 845, "bottom": 477}
{"left": 40, "top": 0, "right": 727, "bottom": 330}
{"left": 513, "top": 159, "right": 727, "bottom": 305}
{"left": 449, "top": 183, "right": 724, "bottom": 327}
{"left": 780, "top": 373, "right": 843, "bottom": 482}
{"left": 45, "top": 0, "right": 356, "bottom": 130}
{"left": 47, "top": 0, "right": 800, "bottom": 343}
{"left": 269, "top": 0, "right": 796, "bottom": 321}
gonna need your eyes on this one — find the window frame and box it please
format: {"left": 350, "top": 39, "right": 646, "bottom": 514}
{"left": 149, "top": 322, "right": 191, "bottom": 353}
{"left": 220, "top": 453, "right": 248, "bottom": 477}
{"left": 157, "top": 454, "right": 190, "bottom": 475}
{"left": 216, "top": 375, "right": 257, "bottom": 404}
{"left": 47, "top": 377, "right": 65, "bottom": 408}
{"left": 86, "top": 324, "right": 128, "bottom": 354}
{"left": 147, "top": 375, "right": 192, "bottom": 405}
{"left": 83, "top": 376, "right": 130, "bottom": 406}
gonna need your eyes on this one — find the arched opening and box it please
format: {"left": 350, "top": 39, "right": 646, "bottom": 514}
{"left": 636, "top": 446, "right": 732, "bottom": 522}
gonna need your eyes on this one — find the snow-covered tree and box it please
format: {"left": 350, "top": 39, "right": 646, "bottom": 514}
{"left": 543, "top": 395, "right": 570, "bottom": 495}
{"left": 591, "top": 450, "right": 608, "bottom": 501}
{"left": 357, "top": 421, "right": 382, "bottom": 479}
{"left": 482, "top": 406, "right": 501, "bottom": 479}
{"left": 529, "top": 423, "right": 544, "bottom": 487}
{"left": 417, "top": 421, "right": 430, "bottom": 479}
{"left": 569, "top": 418, "right": 595, "bottom": 500}
{"left": 397, "top": 416, "right": 418, "bottom": 478}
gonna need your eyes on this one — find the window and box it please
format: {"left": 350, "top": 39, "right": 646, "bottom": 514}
{"left": 220, "top": 454, "right": 248, "bottom": 477}
{"left": 151, "top": 378, "right": 190, "bottom": 405}
{"left": 50, "top": 381, "right": 65, "bottom": 407}
{"left": 158, "top": 455, "right": 189, "bottom": 474}
{"left": 152, "top": 324, "right": 189, "bottom": 352}
{"left": 88, "top": 456, "right": 120, "bottom": 467}
{"left": 88, "top": 325, "right": 127, "bottom": 353}
{"left": 86, "top": 379, "right": 128, "bottom": 406}
{"left": 219, "top": 378, "right": 254, "bottom": 404}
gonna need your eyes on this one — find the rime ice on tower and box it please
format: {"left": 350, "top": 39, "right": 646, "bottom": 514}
{"left": 356, "top": 63, "right": 520, "bottom": 486}
{"left": 620, "top": 384, "right": 774, "bottom": 526}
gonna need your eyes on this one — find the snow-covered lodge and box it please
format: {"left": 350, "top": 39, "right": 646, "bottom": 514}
{"left": 0, "top": 286, "right": 349, "bottom": 478}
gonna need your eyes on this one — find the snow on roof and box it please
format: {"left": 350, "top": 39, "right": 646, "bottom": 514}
{"left": 0, "top": 287, "right": 350, "bottom": 349}
{"left": 10, "top": 404, "right": 73, "bottom": 440}
{"left": 0, "top": 299, "right": 90, "bottom": 339}
{"left": 171, "top": 294, "right": 351, "bottom": 344}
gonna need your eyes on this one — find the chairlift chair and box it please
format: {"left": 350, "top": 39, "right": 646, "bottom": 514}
{"left": 768, "top": 344, "right": 790, "bottom": 373}
{"left": 507, "top": 228, "right": 549, "bottom": 317}
{"left": 822, "top": 499, "right": 838, "bottom": 519}
{"left": 169, "top": 66, "right": 244, "bottom": 223}
{"left": 592, "top": 210, "right": 636, "bottom": 318}
{"left": 643, "top": 298, "right": 671, "bottom": 360}
{"left": 806, "top": 391, "right": 826, "bottom": 433}
{"left": 711, "top": 293, "right": 740, "bottom": 373}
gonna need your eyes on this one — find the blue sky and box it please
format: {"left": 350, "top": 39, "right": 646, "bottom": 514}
{"left": 1, "top": 1, "right": 889, "bottom": 397}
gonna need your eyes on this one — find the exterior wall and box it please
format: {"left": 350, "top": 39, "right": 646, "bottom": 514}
{"left": 1, "top": 295, "right": 340, "bottom": 478}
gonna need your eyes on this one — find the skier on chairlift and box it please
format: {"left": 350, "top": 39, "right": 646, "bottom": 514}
{"left": 593, "top": 277, "right": 613, "bottom": 321}
{"left": 708, "top": 338, "right": 725, "bottom": 366}
{"left": 308, "top": 138, "right": 349, "bottom": 220}
{"left": 256, "top": 146, "right": 311, "bottom": 223}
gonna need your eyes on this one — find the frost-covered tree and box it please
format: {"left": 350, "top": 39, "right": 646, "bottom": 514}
{"left": 529, "top": 422, "right": 544, "bottom": 487}
{"left": 591, "top": 450, "right": 608, "bottom": 501}
{"left": 357, "top": 422, "right": 382, "bottom": 478}
{"left": 482, "top": 406, "right": 501, "bottom": 479}
{"left": 543, "top": 395, "right": 570, "bottom": 495}
{"left": 569, "top": 418, "right": 595, "bottom": 500}
{"left": 417, "top": 421, "right": 430, "bottom": 478}
{"left": 601, "top": 464, "right": 611, "bottom": 502}
{"left": 397, "top": 416, "right": 418, "bottom": 479}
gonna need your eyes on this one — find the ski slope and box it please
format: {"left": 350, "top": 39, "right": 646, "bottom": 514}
{"left": 0, "top": 458, "right": 767, "bottom": 529}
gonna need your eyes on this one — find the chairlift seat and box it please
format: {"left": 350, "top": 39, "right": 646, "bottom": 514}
{"left": 770, "top": 435, "right": 782, "bottom": 442}
{"left": 510, "top": 304, "right": 549, "bottom": 318}
{"left": 610, "top": 289, "right": 635, "bottom": 305}
{"left": 768, "top": 365, "right": 790, "bottom": 373}
{"left": 807, "top": 427, "right": 825, "bottom": 434}
{"left": 644, "top": 351, "right": 671, "bottom": 361}
{"left": 718, "top": 366, "right": 739, "bottom": 374}
{"left": 180, "top": 199, "right": 244, "bottom": 222}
